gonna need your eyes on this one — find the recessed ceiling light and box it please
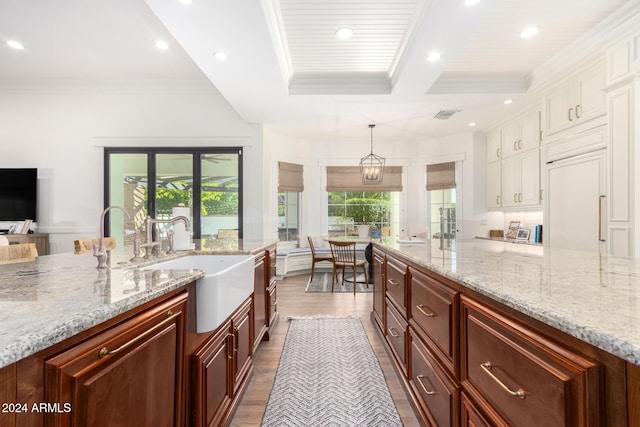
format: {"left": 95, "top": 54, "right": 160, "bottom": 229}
{"left": 214, "top": 51, "right": 227, "bottom": 60}
{"left": 469, "top": 122, "right": 476, "bottom": 127}
{"left": 155, "top": 41, "right": 169, "bottom": 50}
{"left": 7, "top": 40, "right": 24, "bottom": 50}
{"left": 335, "top": 27, "right": 353, "bottom": 40}
{"left": 464, "top": 0, "right": 480, "bottom": 5}
{"left": 520, "top": 26, "right": 539, "bottom": 39}
{"left": 504, "top": 99, "right": 513, "bottom": 105}
{"left": 427, "top": 51, "right": 441, "bottom": 62}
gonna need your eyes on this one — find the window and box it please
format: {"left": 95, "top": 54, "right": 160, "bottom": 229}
{"left": 278, "top": 191, "right": 300, "bottom": 242}
{"left": 327, "top": 191, "right": 398, "bottom": 238}
{"left": 105, "top": 148, "right": 242, "bottom": 242}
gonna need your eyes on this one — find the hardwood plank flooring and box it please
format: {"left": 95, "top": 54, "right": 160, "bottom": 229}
{"left": 229, "top": 273, "right": 421, "bottom": 427}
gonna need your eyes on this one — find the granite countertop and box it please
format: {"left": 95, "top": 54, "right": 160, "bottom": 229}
{"left": 0, "top": 238, "right": 277, "bottom": 369}
{"left": 376, "top": 238, "right": 640, "bottom": 366}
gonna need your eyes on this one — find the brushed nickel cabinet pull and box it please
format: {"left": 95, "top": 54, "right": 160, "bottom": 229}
{"left": 599, "top": 195, "right": 606, "bottom": 242}
{"left": 518, "top": 193, "right": 522, "bottom": 203}
{"left": 387, "top": 278, "right": 400, "bottom": 286}
{"left": 387, "top": 327, "right": 400, "bottom": 338}
{"left": 416, "top": 304, "right": 436, "bottom": 317}
{"left": 497, "top": 147, "right": 501, "bottom": 159}
{"left": 514, "top": 193, "right": 517, "bottom": 203}
{"left": 416, "top": 375, "right": 437, "bottom": 395}
{"left": 513, "top": 141, "right": 518, "bottom": 151}
{"left": 576, "top": 104, "right": 581, "bottom": 119}
{"left": 99, "top": 311, "right": 178, "bottom": 358}
{"left": 481, "top": 362, "right": 526, "bottom": 399}
{"left": 568, "top": 107, "right": 573, "bottom": 121}
{"left": 518, "top": 139, "right": 522, "bottom": 150}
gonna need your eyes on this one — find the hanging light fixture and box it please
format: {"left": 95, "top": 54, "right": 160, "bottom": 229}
{"left": 359, "top": 124, "right": 385, "bottom": 184}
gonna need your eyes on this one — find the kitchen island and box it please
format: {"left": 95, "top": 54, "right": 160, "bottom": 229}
{"left": 372, "top": 238, "right": 640, "bottom": 426}
{"left": 0, "top": 238, "right": 277, "bottom": 427}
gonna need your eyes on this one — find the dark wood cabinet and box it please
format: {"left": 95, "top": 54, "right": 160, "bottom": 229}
{"left": 372, "top": 243, "right": 633, "bottom": 427}
{"left": 191, "top": 298, "right": 252, "bottom": 427}
{"left": 44, "top": 292, "right": 188, "bottom": 427}
{"left": 461, "top": 295, "right": 601, "bottom": 427}
{"left": 253, "top": 251, "right": 267, "bottom": 349}
{"left": 372, "top": 248, "right": 385, "bottom": 330}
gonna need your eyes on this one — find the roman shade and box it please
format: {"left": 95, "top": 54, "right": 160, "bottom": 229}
{"left": 426, "top": 162, "right": 456, "bottom": 191}
{"left": 326, "top": 166, "right": 402, "bottom": 192}
{"left": 278, "top": 162, "right": 304, "bottom": 192}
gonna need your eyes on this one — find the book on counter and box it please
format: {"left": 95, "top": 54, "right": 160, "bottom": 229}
{"left": 533, "top": 224, "right": 543, "bottom": 243}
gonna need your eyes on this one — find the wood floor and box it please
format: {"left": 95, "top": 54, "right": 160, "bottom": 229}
{"left": 228, "top": 273, "right": 422, "bottom": 427}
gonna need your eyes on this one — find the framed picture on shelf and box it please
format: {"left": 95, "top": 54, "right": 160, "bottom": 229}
{"left": 516, "top": 228, "right": 531, "bottom": 241}
{"left": 506, "top": 221, "right": 521, "bottom": 239}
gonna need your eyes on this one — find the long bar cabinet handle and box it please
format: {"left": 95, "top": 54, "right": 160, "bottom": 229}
{"left": 416, "top": 304, "right": 436, "bottom": 317}
{"left": 568, "top": 107, "right": 573, "bottom": 121}
{"left": 99, "top": 311, "right": 178, "bottom": 358}
{"left": 480, "top": 361, "right": 526, "bottom": 399}
{"left": 575, "top": 104, "right": 581, "bottom": 119}
{"left": 416, "top": 375, "right": 437, "bottom": 395}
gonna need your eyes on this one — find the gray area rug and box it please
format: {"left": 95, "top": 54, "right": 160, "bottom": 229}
{"left": 305, "top": 272, "right": 372, "bottom": 293}
{"left": 261, "top": 317, "right": 403, "bottom": 427}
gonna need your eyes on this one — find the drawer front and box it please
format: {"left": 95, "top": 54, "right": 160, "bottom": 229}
{"left": 386, "top": 302, "right": 407, "bottom": 372}
{"left": 268, "top": 285, "right": 277, "bottom": 325}
{"left": 410, "top": 329, "right": 459, "bottom": 427}
{"left": 386, "top": 258, "right": 407, "bottom": 314}
{"left": 461, "top": 296, "right": 600, "bottom": 427}
{"left": 410, "top": 268, "right": 458, "bottom": 366}
{"left": 461, "top": 392, "right": 496, "bottom": 427}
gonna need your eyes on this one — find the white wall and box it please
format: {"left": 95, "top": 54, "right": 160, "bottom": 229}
{"left": 0, "top": 80, "right": 264, "bottom": 254}
{"left": 268, "top": 130, "right": 488, "bottom": 241}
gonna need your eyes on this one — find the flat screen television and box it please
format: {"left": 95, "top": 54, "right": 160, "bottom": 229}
{"left": 0, "top": 168, "right": 37, "bottom": 222}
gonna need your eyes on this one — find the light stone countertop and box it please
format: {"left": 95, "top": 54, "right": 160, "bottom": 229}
{"left": 376, "top": 238, "right": 640, "bottom": 366}
{"left": 0, "top": 238, "right": 277, "bottom": 369}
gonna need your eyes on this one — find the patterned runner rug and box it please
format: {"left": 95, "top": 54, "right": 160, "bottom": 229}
{"left": 261, "top": 317, "right": 403, "bottom": 427}
{"left": 305, "top": 272, "right": 372, "bottom": 293}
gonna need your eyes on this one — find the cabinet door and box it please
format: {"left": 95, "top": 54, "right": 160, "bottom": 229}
{"left": 386, "top": 302, "right": 408, "bottom": 375}
{"left": 253, "top": 252, "right": 267, "bottom": 349}
{"left": 501, "top": 157, "right": 519, "bottom": 208}
{"left": 386, "top": 257, "right": 407, "bottom": 315}
{"left": 44, "top": 293, "right": 187, "bottom": 427}
{"left": 487, "top": 162, "right": 501, "bottom": 209}
{"left": 519, "top": 110, "right": 540, "bottom": 152}
{"left": 461, "top": 296, "right": 601, "bottom": 427}
{"left": 410, "top": 330, "right": 459, "bottom": 427}
{"left": 231, "top": 299, "right": 252, "bottom": 395}
{"left": 518, "top": 150, "right": 540, "bottom": 207}
{"left": 372, "top": 249, "right": 385, "bottom": 330}
{"left": 574, "top": 62, "right": 606, "bottom": 125}
{"left": 500, "top": 121, "right": 520, "bottom": 159}
{"left": 486, "top": 129, "right": 501, "bottom": 163}
{"left": 192, "top": 321, "right": 233, "bottom": 427}
{"left": 409, "top": 268, "right": 458, "bottom": 372}
{"left": 544, "top": 80, "right": 574, "bottom": 136}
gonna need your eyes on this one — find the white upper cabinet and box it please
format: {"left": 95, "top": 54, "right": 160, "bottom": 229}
{"left": 486, "top": 129, "right": 501, "bottom": 163}
{"left": 487, "top": 162, "right": 501, "bottom": 209}
{"left": 501, "top": 150, "right": 541, "bottom": 209}
{"left": 501, "top": 110, "right": 540, "bottom": 159}
{"left": 543, "top": 60, "right": 606, "bottom": 138}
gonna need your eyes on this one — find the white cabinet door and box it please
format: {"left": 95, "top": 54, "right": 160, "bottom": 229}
{"left": 574, "top": 63, "right": 606, "bottom": 124}
{"left": 546, "top": 150, "right": 606, "bottom": 252}
{"left": 501, "top": 121, "right": 520, "bottom": 159}
{"left": 486, "top": 129, "right": 501, "bottom": 163}
{"left": 519, "top": 150, "right": 540, "bottom": 206}
{"left": 501, "top": 157, "right": 519, "bottom": 208}
{"left": 487, "top": 162, "right": 502, "bottom": 209}
{"left": 519, "top": 110, "right": 540, "bottom": 152}
{"left": 544, "top": 81, "right": 574, "bottom": 136}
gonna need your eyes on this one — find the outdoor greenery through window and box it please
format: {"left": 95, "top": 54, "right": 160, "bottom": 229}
{"left": 327, "top": 192, "right": 392, "bottom": 237}
{"left": 278, "top": 191, "right": 300, "bottom": 242}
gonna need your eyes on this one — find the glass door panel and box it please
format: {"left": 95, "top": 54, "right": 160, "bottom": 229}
{"left": 155, "top": 153, "right": 194, "bottom": 242}
{"left": 201, "top": 153, "right": 239, "bottom": 239}
{"left": 108, "top": 153, "right": 147, "bottom": 247}
{"left": 430, "top": 189, "right": 457, "bottom": 249}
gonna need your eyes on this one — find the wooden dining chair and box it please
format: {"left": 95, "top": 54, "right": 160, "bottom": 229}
{"left": 308, "top": 236, "right": 334, "bottom": 279}
{"left": 328, "top": 240, "right": 368, "bottom": 294}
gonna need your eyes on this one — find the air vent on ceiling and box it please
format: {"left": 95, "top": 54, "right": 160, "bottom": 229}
{"left": 433, "top": 110, "right": 460, "bottom": 120}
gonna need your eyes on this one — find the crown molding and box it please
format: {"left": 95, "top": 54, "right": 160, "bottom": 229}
{"left": 288, "top": 72, "right": 391, "bottom": 95}
{"left": 426, "top": 76, "right": 528, "bottom": 94}
{"left": 528, "top": 0, "right": 640, "bottom": 95}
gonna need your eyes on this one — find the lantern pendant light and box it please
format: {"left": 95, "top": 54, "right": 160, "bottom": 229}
{"left": 359, "top": 124, "right": 385, "bottom": 184}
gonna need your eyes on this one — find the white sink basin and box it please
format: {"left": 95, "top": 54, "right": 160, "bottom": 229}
{"left": 146, "top": 255, "right": 254, "bottom": 333}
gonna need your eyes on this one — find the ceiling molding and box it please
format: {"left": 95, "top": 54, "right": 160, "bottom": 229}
{"left": 261, "top": 0, "right": 294, "bottom": 87}
{"left": 288, "top": 72, "right": 391, "bottom": 95}
{"left": 426, "top": 76, "right": 528, "bottom": 94}
{"left": 529, "top": 0, "right": 640, "bottom": 95}
{"left": 388, "top": 0, "right": 432, "bottom": 82}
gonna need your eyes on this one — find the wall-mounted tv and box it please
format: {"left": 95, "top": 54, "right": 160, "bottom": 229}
{"left": 0, "top": 168, "right": 37, "bottom": 222}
